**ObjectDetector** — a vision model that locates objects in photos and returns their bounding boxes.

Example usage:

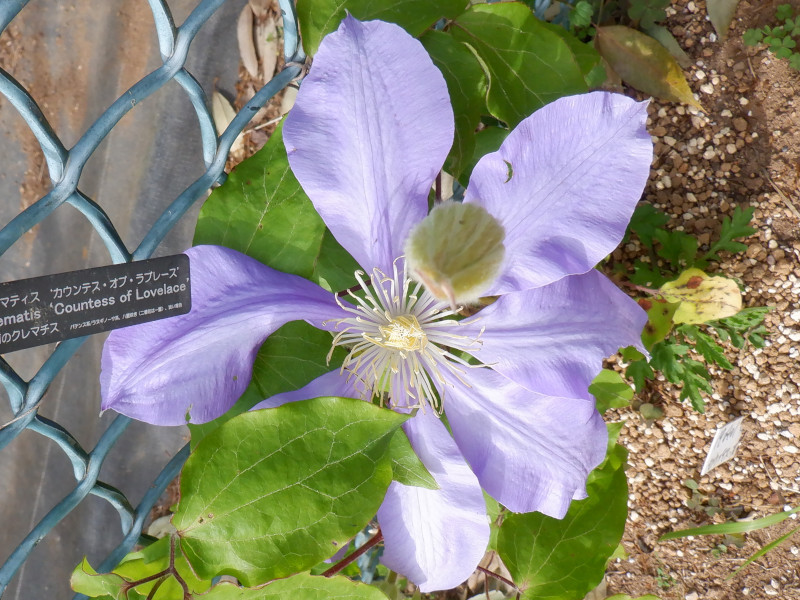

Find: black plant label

[0,255,191,354]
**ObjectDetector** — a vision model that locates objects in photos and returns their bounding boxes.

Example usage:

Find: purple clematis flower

[100,16,652,591]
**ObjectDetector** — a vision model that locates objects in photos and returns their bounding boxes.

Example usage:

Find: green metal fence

[0,1,303,596]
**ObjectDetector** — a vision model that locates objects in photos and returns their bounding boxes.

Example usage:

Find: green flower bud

[404,200,505,308]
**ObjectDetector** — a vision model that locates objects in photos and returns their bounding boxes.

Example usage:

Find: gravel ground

[604,1,800,598]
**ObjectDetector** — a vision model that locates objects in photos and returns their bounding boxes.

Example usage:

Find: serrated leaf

[654,228,697,269]
[680,326,733,369]
[589,369,633,413]
[194,120,326,278]
[742,28,763,46]
[703,206,756,262]
[630,260,669,288]
[497,441,628,599]
[451,2,588,127]
[204,573,390,599]
[628,203,670,249]
[296,0,466,55]
[626,358,653,392]
[388,429,438,489]
[659,268,742,324]
[174,398,406,585]
[70,558,127,600]
[777,4,795,21]
[711,306,771,331]
[595,25,703,111]
[707,0,741,41]
[638,297,680,349]
[421,30,487,180]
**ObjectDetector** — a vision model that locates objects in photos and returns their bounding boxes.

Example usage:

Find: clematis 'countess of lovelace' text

[100,16,653,591]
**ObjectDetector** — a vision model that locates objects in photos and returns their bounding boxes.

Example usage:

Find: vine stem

[618,280,661,295]
[476,565,519,592]
[321,529,383,578]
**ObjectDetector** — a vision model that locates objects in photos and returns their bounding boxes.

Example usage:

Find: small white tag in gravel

[701,416,745,476]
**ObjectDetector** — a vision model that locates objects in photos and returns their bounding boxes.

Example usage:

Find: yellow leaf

[659,268,742,324]
[595,25,704,111]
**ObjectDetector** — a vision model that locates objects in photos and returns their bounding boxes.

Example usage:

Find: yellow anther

[376,315,427,351]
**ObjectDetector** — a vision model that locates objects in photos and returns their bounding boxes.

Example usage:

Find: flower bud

[404,200,505,308]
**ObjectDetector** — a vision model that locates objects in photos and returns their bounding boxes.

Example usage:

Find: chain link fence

[0,1,303,596]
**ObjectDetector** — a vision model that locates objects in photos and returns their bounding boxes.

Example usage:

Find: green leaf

[459,125,509,186]
[485,492,502,551]
[703,206,756,262]
[639,297,680,349]
[203,573,390,599]
[174,397,406,585]
[630,260,669,288]
[570,1,594,29]
[311,230,360,292]
[296,0,467,55]
[653,229,697,269]
[626,357,654,392]
[497,440,628,598]
[661,506,800,540]
[538,20,605,86]
[420,30,488,180]
[742,28,764,46]
[649,341,711,411]
[388,429,438,489]
[589,369,633,413]
[628,203,671,249]
[776,3,795,21]
[189,321,347,448]
[194,120,326,278]
[707,0,741,41]
[70,558,127,600]
[728,524,800,579]
[451,2,588,127]
[679,325,733,370]
[628,0,669,29]
[595,25,703,111]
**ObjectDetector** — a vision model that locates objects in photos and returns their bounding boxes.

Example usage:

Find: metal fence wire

[0,0,304,596]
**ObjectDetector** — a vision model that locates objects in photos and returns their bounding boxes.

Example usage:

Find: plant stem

[321,529,383,577]
[476,565,519,591]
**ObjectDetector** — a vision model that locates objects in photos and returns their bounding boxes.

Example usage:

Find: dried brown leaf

[256,16,278,82]
[237,4,258,79]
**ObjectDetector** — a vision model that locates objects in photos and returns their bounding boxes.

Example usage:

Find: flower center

[375,315,427,351]
[326,260,482,413]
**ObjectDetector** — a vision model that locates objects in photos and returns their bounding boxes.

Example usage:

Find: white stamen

[328,259,483,413]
